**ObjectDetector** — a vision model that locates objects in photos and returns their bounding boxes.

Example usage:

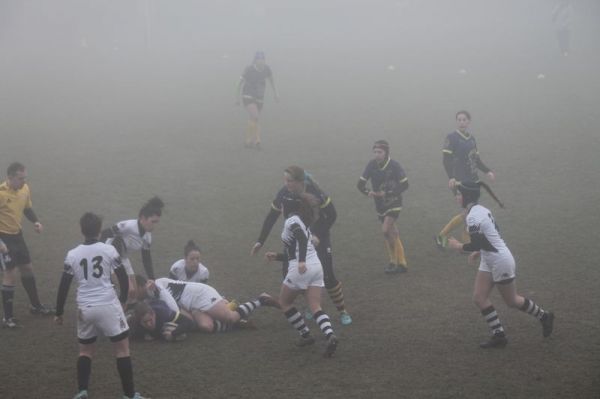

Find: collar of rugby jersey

[455,129,472,140]
[84,238,100,245]
[137,219,146,237]
[377,156,391,170]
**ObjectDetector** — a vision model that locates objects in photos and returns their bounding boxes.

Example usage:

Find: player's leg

[19,262,54,314]
[381,215,397,271]
[245,102,260,147]
[1,264,18,327]
[473,270,507,348]
[496,281,554,338]
[388,215,407,270]
[317,231,350,322]
[111,334,137,399]
[279,284,313,345]
[306,285,338,357]
[75,342,96,398]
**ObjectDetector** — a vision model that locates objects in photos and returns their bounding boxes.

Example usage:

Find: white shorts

[283,261,324,290]
[77,300,129,342]
[479,250,516,283]
[179,283,223,312]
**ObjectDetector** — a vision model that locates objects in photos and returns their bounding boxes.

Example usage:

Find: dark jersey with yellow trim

[272,182,329,213]
[360,158,408,212]
[241,65,272,100]
[443,131,481,183]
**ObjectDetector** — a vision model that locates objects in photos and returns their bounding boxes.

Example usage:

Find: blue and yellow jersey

[0,181,33,234]
[271,181,331,214]
[360,157,408,212]
[443,130,480,183]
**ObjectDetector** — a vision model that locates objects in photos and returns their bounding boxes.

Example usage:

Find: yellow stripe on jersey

[271,203,282,212]
[359,176,367,181]
[379,207,402,217]
[320,197,332,208]
[398,177,408,183]
[442,149,453,154]
[0,182,33,234]
[170,311,180,323]
[379,157,391,170]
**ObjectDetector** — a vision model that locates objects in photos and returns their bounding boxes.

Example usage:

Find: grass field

[1,2,600,398]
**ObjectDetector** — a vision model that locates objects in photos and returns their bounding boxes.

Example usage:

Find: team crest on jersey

[286,278,292,284]
[120,318,126,329]
[211,297,217,303]
[468,225,480,233]
[2,253,11,263]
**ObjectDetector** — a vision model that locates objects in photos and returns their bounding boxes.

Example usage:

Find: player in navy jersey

[168,240,209,283]
[55,212,147,399]
[236,51,279,149]
[265,192,338,357]
[357,140,409,274]
[447,182,554,348]
[132,299,197,341]
[100,196,164,302]
[251,165,352,325]
[435,111,495,249]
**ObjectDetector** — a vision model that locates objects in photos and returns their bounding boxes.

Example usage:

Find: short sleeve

[63,253,74,275]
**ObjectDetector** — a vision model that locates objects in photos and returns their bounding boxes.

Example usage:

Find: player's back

[64,241,121,307]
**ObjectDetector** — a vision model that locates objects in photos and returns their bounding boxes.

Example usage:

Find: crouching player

[55,212,147,399]
[133,299,197,341]
[135,275,279,334]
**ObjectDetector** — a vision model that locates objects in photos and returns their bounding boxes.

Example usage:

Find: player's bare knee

[197,318,214,333]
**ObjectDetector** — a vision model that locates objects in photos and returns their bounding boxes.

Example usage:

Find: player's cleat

[434,235,448,250]
[2,317,20,329]
[124,393,150,399]
[324,334,338,357]
[397,264,408,273]
[258,293,280,308]
[340,311,353,326]
[541,312,555,338]
[384,263,398,274]
[304,310,314,320]
[479,334,508,349]
[30,304,55,316]
[72,390,88,399]
[296,335,316,347]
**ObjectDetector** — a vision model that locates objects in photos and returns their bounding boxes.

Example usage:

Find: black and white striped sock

[481,306,505,336]
[212,320,232,333]
[284,307,310,337]
[236,299,261,319]
[314,310,334,338]
[520,298,546,320]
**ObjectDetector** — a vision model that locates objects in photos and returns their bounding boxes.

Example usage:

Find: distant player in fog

[552,0,573,56]
[236,51,279,150]
[447,182,554,348]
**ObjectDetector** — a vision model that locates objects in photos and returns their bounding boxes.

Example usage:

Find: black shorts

[376,198,402,222]
[0,232,31,269]
[243,97,264,111]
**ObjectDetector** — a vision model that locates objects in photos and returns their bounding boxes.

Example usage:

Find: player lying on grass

[134,275,279,335]
[132,298,258,341]
[446,182,554,349]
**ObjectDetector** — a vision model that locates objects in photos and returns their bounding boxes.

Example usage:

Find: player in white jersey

[135,275,278,334]
[168,240,210,283]
[265,192,338,357]
[447,182,555,348]
[54,212,147,399]
[101,196,164,302]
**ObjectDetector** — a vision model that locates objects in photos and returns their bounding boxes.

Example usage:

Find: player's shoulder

[117,219,138,233]
[170,259,185,271]
[467,204,489,221]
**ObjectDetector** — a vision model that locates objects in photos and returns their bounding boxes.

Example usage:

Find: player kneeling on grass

[55,212,147,399]
[266,192,338,357]
[135,275,279,334]
[447,182,554,349]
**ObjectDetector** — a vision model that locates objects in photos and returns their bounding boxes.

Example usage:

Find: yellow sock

[385,240,397,264]
[246,120,257,144]
[395,237,407,266]
[440,213,464,237]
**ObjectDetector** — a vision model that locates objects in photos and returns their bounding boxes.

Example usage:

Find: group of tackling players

[1,67,555,397]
